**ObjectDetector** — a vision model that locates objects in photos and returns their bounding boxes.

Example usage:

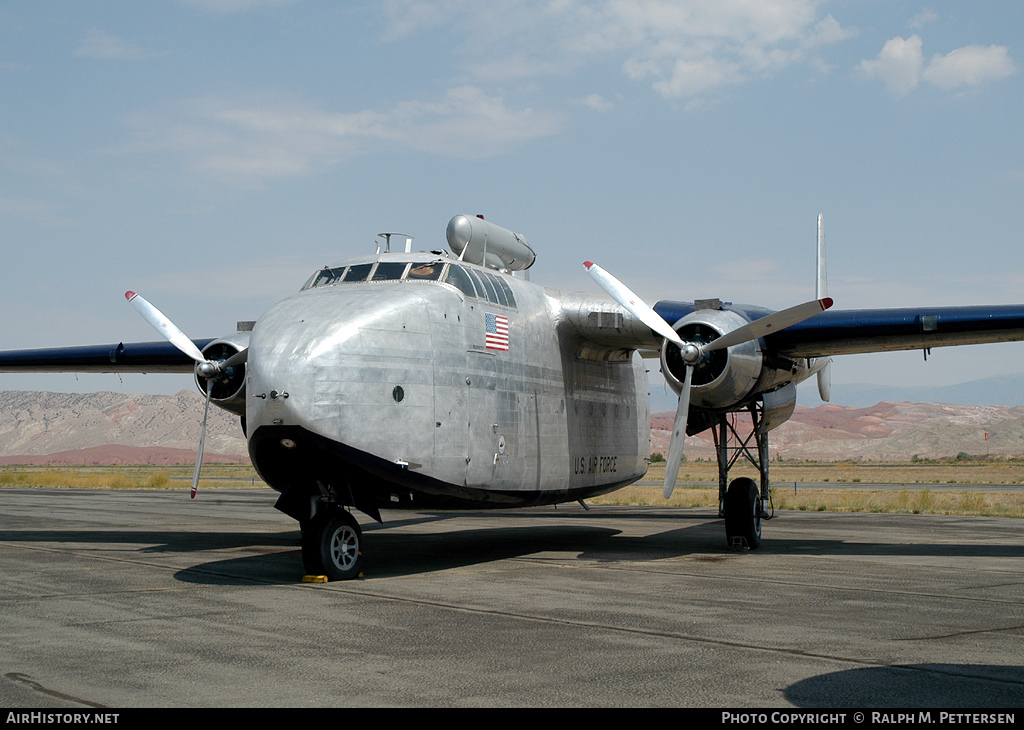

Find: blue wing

[0,339,215,373]
[653,302,1024,358]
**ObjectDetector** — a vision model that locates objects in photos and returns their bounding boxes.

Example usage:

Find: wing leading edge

[0,339,215,374]
[8,305,1024,372]
[654,301,1024,359]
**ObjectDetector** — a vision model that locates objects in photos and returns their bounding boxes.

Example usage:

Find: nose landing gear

[302,508,364,580]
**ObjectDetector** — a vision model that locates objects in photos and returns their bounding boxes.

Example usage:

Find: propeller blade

[703,297,833,354]
[222,348,248,369]
[815,216,830,402]
[817,359,832,402]
[191,380,214,499]
[583,262,684,346]
[125,291,207,364]
[663,363,693,499]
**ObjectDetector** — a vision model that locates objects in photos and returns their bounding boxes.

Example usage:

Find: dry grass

[0,464,264,490]
[591,486,719,509]
[590,485,1024,518]
[4,461,1023,518]
[644,460,1024,485]
[588,461,1024,518]
[769,487,1024,518]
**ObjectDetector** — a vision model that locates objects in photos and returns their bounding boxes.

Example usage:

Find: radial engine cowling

[660,308,762,410]
[194,333,249,416]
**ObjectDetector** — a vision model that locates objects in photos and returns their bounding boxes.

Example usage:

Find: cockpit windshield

[408,262,444,280]
[301,260,517,308]
[372,262,409,281]
[344,263,372,282]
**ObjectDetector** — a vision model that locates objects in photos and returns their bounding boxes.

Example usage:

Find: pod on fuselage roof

[446,214,536,272]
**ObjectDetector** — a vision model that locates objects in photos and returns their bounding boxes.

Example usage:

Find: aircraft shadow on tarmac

[785,664,1024,708]
[169,516,720,584]
[175,523,626,585]
[5,510,1024,585]
[176,511,1024,584]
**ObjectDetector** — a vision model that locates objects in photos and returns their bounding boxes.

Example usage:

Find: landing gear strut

[711,401,773,549]
[301,508,364,580]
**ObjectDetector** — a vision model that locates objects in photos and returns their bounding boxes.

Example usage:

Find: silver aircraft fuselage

[242,252,653,514]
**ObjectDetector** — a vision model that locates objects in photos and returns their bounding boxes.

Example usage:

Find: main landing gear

[301,508,364,580]
[712,401,774,550]
[724,477,761,549]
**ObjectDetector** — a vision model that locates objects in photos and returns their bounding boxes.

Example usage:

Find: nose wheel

[302,508,364,580]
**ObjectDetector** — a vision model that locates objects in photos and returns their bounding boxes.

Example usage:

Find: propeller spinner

[583,264,832,498]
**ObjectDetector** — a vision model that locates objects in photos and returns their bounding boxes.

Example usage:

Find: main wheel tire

[724,477,761,550]
[301,509,364,580]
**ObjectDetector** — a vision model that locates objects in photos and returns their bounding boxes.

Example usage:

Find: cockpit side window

[302,270,324,290]
[483,271,509,306]
[462,267,517,308]
[443,265,477,298]
[495,275,517,308]
[303,266,345,290]
[473,269,500,304]
[463,267,487,300]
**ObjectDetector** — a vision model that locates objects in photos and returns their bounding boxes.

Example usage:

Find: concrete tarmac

[1,487,1022,708]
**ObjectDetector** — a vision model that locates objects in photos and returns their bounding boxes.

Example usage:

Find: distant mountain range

[0,390,246,464]
[795,374,1024,408]
[650,374,1024,411]
[3,387,1024,465]
[651,400,1024,461]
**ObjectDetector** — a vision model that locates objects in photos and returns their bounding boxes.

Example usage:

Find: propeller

[583,263,832,498]
[125,291,248,498]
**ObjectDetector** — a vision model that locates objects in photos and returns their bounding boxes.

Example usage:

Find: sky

[1,0,1022,401]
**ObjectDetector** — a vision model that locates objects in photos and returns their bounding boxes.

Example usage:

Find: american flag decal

[485,313,509,351]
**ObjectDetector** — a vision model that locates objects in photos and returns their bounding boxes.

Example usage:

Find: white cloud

[908,9,938,30]
[856,34,924,96]
[387,86,562,156]
[75,30,148,60]
[125,88,561,184]
[652,57,745,98]
[922,44,1016,90]
[857,35,1016,96]
[575,94,614,111]
[582,1,852,100]
[802,14,858,49]
[381,1,856,102]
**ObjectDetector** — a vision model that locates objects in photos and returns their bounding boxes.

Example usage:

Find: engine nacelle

[446,215,535,272]
[660,308,762,410]
[195,332,249,416]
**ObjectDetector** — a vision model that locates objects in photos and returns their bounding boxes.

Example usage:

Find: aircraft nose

[244,286,436,458]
